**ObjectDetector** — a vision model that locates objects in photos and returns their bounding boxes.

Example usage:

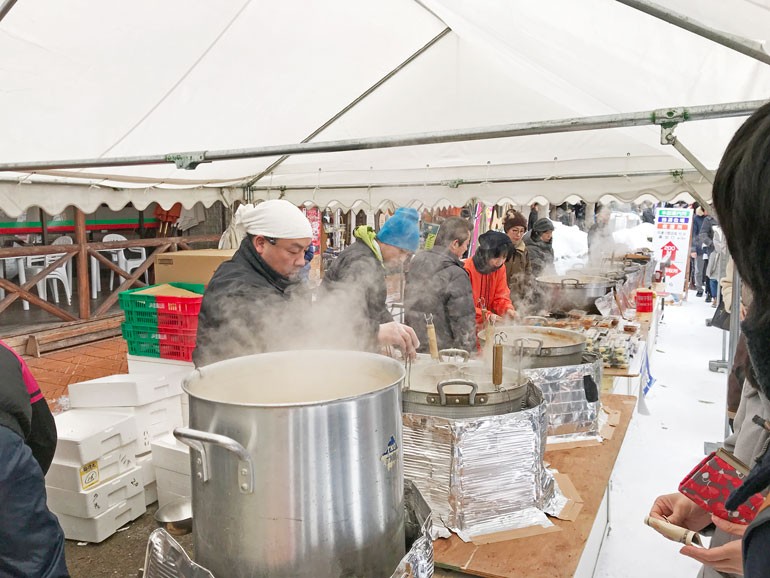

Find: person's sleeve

[490,268,514,315]
[27,399,57,474]
[0,347,32,439]
[446,270,477,353]
[721,258,734,314]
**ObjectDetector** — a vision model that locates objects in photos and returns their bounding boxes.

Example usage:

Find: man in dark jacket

[193,200,313,367]
[322,207,421,358]
[503,211,533,310]
[0,344,69,578]
[523,218,555,277]
[404,217,475,353]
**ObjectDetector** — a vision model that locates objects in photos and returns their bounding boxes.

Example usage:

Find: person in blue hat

[322,207,421,358]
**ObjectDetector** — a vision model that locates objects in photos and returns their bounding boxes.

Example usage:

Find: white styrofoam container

[82,395,184,454]
[54,492,146,543]
[46,441,138,492]
[68,373,181,407]
[126,358,192,426]
[158,487,189,510]
[155,467,191,499]
[47,466,143,518]
[136,452,155,485]
[53,410,137,466]
[144,481,158,506]
[151,433,190,476]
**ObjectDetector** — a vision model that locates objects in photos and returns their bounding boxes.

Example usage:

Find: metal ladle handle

[436,379,478,406]
[174,427,255,494]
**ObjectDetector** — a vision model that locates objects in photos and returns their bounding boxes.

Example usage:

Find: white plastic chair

[103,233,149,290]
[25,236,73,305]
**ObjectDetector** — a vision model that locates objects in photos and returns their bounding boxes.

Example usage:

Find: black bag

[711,300,731,331]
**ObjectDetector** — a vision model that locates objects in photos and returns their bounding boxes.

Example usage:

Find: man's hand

[649,493,711,531]
[378,322,420,360]
[503,308,516,320]
[680,515,745,574]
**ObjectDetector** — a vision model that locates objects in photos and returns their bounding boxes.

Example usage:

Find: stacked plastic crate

[119,283,205,363]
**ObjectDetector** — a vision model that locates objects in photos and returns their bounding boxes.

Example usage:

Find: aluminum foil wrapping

[390,480,435,578]
[403,384,557,541]
[523,353,603,443]
[143,528,215,578]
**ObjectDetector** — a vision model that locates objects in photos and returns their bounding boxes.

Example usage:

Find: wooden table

[433,393,637,578]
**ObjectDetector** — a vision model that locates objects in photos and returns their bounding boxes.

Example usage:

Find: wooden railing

[0,234,220,322]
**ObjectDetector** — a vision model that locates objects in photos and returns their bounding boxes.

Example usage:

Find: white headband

[234,200,313,240]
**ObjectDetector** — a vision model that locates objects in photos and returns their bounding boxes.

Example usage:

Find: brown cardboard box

[154,249,236,285]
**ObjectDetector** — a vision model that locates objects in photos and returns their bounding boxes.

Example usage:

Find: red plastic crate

[157,311,200,331]
[159,342,196,362]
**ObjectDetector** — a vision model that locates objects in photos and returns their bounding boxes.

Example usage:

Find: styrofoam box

[53,410,137,466]
[155,467,191,499]
[46,441,138,492]
[158,487,189,510]
[136,452,155,484]
[68,373,181,408]
[144,481,158,506]
[151,433,190,476]
[55,492,146,543]
[126,358,192,426]
[47,466,143,518]
[82,395,184,454]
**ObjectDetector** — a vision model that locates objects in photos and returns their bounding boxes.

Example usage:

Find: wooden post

[39,208,49,245]
[75,208,90,319]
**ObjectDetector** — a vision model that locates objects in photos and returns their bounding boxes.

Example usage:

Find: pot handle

[438,348,470,363]
[174,427,255,495]
[560,278,581,287]
[511,337,543,356]
[436,379,478,406]
[523,315,549,326]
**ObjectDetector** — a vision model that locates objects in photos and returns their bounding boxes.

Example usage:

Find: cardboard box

[154,249,235,285]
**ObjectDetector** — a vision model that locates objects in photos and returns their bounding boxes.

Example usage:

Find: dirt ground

[63,503,194,578]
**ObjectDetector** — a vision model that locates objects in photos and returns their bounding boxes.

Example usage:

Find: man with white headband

[193,200,313,366]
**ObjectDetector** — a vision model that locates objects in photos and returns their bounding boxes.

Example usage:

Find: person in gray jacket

[523,218,555,277]
[404,217,476,353]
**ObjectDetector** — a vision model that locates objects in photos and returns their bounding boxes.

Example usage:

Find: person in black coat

[404,217,476,353]
[0,345,69,578]
[321,208,421,357]
[523,218,555,277]
[193,200,314,367]
[709,100,770,577]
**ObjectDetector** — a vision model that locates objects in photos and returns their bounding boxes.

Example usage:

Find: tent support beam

[0,99,765,173]
[659,124,713,208]
[243,27,452,189]
[615,0,770,67]
[0,0,18,24]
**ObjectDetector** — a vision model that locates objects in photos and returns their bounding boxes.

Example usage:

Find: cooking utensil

[154,498,193,537]
[479,325,587,368]
[536,274,614,312]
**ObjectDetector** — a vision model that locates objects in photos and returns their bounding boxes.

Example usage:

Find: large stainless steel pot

[403,355,531,418]
[176,350,406,578]
[536,274,614,312]
[479,325,587,368]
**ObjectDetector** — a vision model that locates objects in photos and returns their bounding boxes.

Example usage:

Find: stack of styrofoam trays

[151,433,191,509]
[46,410,145,543]
[66,374,185,507]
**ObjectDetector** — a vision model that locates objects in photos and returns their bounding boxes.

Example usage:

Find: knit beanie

[504,211,528,232]
[376,208,420,253]
[533,218,555,234]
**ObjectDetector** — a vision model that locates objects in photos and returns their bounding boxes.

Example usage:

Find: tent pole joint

[166,152,209,170]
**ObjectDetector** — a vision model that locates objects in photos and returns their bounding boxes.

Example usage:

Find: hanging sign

[653,208,693,295]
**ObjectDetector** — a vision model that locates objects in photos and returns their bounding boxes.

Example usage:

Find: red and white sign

[653,208,693,295]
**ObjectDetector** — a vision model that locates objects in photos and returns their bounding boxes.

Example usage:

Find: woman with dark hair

[464,231,516,331]
[703,100,770,577]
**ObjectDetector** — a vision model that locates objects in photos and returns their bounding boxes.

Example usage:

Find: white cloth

[234,200,312,240]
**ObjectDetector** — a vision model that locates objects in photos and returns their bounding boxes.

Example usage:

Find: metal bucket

[177,350,406,578]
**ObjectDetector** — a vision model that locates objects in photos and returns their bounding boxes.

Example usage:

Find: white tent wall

[1,0,769,216]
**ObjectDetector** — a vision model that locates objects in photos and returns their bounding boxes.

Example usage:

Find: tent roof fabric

[1,0,769,215]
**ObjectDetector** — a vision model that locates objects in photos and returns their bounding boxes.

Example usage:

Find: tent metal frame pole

[615,0,770,67]
[0,99,765,173]
[660,125,714,208]
[243,27,452,188]
[0,0,18,23]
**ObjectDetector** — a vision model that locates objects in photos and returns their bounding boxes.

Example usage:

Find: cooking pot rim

[183,350,405,408]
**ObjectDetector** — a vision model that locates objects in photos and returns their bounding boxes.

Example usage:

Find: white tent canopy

[1,0,769,217]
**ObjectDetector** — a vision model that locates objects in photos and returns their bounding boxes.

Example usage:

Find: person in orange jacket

[464,231,516,330]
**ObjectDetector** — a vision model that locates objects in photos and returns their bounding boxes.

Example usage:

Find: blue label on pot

[380,435,399,471]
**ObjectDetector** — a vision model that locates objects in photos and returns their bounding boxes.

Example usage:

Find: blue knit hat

[377,208,420,253]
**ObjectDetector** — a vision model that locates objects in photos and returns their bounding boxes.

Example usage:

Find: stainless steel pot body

[536,274,614,312]
[177,350,406,578]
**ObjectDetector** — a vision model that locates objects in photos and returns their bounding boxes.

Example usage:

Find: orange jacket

[464,259,514,327]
